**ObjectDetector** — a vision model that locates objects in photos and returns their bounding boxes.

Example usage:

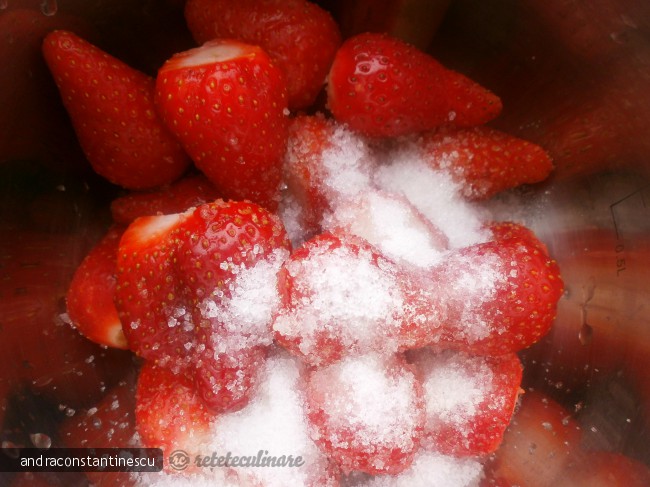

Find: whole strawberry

[327,32,502,138]
[184,0,341,110]
[42,30,190,189]
[155,39,289,210]
[418,126,554,200]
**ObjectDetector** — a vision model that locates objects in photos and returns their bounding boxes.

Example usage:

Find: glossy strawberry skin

[115,211,196,372]
[327,32,502,138]
[175,200,291,412]
[41,30,190,190]
[66,225,128,349]
[184,0,341,110]
[155,39,289,210]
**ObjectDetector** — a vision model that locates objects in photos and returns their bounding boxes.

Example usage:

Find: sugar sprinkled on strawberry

[272,233,409,366]
[305,353,425,476]
[410,349,523,456]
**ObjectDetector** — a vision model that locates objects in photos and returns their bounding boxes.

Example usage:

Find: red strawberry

[282,114,375,238]
[409,349,523,456]
[155,39,289,210]
[272,232,414,366]
[409,229,564,355]
[41,30,190,190]
[305,353,425,475]
[110,174,219,225]
[65,225,128,349]
[184,0,342,110]
[175,200,291,412]
[115,210,197,371]
[135,361,213,471]
[417,126,554,200]
[484,392,582,487]
[326,32,502,138]
[0,227,133,427]
[487,220,550,256]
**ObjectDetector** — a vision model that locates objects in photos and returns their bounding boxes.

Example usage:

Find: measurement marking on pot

[609,184,649,276]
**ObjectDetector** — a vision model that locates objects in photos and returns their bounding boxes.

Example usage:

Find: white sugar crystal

[415,350,491,430]
[356,451,483,487]
[445,248,505,342]
[320,125,374,204]
[208,352,334,486]
[310,354,422,454]
[324,189,448,268]
[374,147,489,249]
[199,249,289,353]
[272,241,405,362]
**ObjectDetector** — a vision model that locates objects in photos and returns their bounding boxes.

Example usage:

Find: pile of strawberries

[46,0,566,484]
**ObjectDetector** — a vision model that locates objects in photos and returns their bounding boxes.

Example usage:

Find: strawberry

[412,229,564,355]
[135,361,214,471]
[305,353,425,475]
[65,225,128,349]
[409,349,523,456]
[417,126,554,200]
[326,32,502,138]
[110,174,219,225]
[0,227,133,426]
[116,200,290,412]
[272,232,414,366]
[41,30,190,190]
[184,0,342,110]
[174,200,291,411]
[154,39,289,210]
[115,210,197,371]
[282,114,375,238]
[484,392,582,487]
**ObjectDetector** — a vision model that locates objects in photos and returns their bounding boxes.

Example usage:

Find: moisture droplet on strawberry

[155,39,289,210]
[305,353,425,476]
[41,30,190,190]
[66,224,128,349]
[326,32,502,138]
